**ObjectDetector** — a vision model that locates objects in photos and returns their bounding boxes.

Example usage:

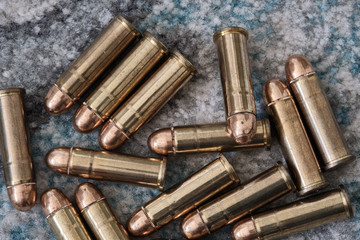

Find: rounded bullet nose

[127,209,155,236]
[75,182,103,212]
[41,188,70,217]
[73,104,103,133]
[46,147,71,174]
[228,113,257,144]
[44,85,74,115]
[99,121,128,150]
[232,218,259,240]
[181,211,209,239]
[263,79,291,105]
[285,55,315,81]
[148,129,173,155]
[7,183,36,211]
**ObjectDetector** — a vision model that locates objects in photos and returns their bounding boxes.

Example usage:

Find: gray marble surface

[0,1,359,239]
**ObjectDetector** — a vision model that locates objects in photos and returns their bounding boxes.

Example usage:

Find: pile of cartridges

[0,14,355,240]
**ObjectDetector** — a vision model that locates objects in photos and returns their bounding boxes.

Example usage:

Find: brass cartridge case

[148,118,271,155]
[41,188,91,240]
[127,154,239,236]
[46,147,166,190]
[286,55,355,170]
[0,88,36,211]
[76,183,130,240]
[263,79,328,196]
[99,50,196,150]
[45,14,141,114]
[214,27,257,144]
[74,31,168,133]
[232,185,354,240]
[181,162,295,239]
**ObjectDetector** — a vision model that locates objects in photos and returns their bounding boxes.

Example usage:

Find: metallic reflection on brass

[77,31,168,131]
[127,154,239,236]
[232,185,353,240]
[263,79,328,196]
[99,50,196,150]
[214,27,256,143]
[76,183,130,240]
[45,14,141,114]
[181,163,295,239]
[46,147,166,190]
[41,189,91,240]
[149,118,270,155]
[286,55,355,170]
[0,88,36,211]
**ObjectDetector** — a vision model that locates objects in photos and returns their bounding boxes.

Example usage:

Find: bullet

[127,154,240,236]
[45,14,141,114]
[0,88,36,211]
[41,188,92,240]
[46,147,166,190]
[286,55,355,170]
[232,185,353,240]
[75,183,130,240]
[148,118,271,155]
[99,50,196,150]
[181,162,295,239]
[73,31,168,133]
[214,27,257,144]
[263,79,328,196]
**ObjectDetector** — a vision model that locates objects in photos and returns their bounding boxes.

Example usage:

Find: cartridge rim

[276,162,296,192]
[263,118,271,150]
[339,185,354,218]
[218,153,240,184]
[323,154,356,171]
[157,157,167,191]
[297,180,329,196]
[114,14,141,36]
[170,50,197,75]
[213,26,248,42]
[143,31,169,54]
[0,88,25,96]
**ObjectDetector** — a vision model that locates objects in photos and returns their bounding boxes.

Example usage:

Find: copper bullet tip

[228,113,257,144]
[46,147,71,174]
[181,211,209,239]
[41,188,71,217]
[75,182,104,212]
[99,121,128,150]
[7,183,36,211]
[127,208,156,236]
[44,85,74,115]
[147,129,174,155]
[263,79,291,106]
[285,55,315,82]
[232,218,260,240]
[73,104,103,133]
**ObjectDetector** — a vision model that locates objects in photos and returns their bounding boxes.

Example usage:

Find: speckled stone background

[0,0,359,239]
